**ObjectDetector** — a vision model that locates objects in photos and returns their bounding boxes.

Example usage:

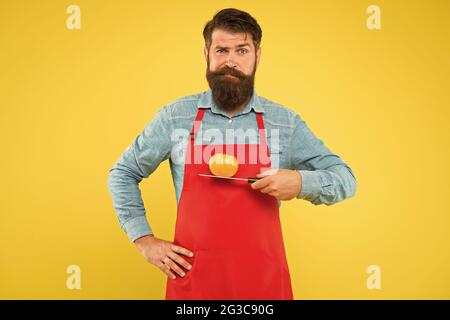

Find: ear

[255,46,262,68]
[203,47,209,62]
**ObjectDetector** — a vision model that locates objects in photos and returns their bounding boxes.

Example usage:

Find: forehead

[210,28,254,48]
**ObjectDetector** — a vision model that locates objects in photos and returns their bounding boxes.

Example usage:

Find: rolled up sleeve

[289,114,356,205]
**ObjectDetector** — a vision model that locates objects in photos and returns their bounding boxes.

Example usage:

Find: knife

[198,174,261,183]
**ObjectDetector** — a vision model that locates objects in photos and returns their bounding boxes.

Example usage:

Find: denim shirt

[108,89,357,242]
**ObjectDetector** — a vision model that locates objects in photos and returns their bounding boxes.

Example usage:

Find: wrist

[134,234,155,248]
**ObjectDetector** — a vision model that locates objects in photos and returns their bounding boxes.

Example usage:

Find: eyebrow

[214,43,251,49]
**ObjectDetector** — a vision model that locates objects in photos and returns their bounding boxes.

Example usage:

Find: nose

[225,56,237,68]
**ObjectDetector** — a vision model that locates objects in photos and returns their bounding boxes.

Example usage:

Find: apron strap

[256,112,269,157]
[190,108,206,141]
[189,108,269,156]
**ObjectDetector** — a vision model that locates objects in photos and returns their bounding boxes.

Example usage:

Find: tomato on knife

[208,153,238,177]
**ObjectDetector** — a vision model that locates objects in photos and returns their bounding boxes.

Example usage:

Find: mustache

[209,67,246,80]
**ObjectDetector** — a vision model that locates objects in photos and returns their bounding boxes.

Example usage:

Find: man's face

[205,29,261,112]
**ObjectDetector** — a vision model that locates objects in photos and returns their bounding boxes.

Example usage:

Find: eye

[216,49,226,53]
[238,48,248,54]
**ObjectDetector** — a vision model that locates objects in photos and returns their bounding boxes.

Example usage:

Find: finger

[171,244,194,258]
[158,262,177,280]
[251,176,271,190]
[167,251,192,271]
[164,257,186,277]
[259,185,274,194]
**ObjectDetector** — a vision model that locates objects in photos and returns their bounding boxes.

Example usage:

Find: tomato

[208,153,239,177]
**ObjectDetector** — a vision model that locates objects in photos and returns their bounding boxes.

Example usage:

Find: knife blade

[198,173,260,183]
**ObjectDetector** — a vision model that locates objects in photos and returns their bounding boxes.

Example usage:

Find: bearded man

[108,8,357,300]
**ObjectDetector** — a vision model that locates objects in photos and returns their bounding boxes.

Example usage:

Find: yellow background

[1,0,449,299]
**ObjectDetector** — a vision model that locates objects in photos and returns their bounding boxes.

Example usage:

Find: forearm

[297,164,356,205]
[108,165,154,242]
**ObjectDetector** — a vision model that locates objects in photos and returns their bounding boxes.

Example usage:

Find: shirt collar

[197,88,265,117]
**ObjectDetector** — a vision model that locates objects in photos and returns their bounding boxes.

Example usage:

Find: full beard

[206,61,256,113]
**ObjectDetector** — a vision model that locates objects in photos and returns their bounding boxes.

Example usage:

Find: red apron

[165,108,293,300]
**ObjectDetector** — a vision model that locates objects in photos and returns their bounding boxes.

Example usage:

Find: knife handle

[247,177,261,183]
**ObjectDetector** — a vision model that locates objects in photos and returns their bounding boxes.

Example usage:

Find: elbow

[107,168,117,195]
[349,175,357,198]
[335,168,357,204]
[107,166,126,195]
[345,166,357,199]
[107,162,142,193]
[320,167,357,206]
[339,174,357,203]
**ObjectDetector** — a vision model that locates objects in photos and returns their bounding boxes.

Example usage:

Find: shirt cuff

[122,215,153,242]
[297,170,323,199]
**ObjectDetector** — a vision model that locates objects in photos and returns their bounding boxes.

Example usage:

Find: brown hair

[203,8,262,50]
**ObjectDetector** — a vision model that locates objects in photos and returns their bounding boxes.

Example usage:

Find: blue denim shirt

[108,89,357,242]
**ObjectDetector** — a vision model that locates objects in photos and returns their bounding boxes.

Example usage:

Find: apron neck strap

[189,109,268,150]
[255,112,269,155]
[190,108,206,141]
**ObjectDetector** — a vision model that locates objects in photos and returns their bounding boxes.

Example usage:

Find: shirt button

[228,119,233,124]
